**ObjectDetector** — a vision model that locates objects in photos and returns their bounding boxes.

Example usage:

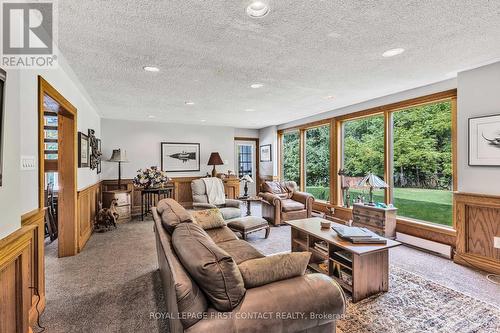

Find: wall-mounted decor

[260,144,272,162]
[161,142,200,172]
[78,132,89,168]
[88,129,102,171]
[469,114,500,166]
[0,67,5,186]
[96,139,102,174]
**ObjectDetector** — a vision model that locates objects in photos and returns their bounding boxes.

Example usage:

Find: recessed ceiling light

[246,1,269,18]
[382,48,405,58]
[185,101,195,105]
[250,83,264,89]
[147,115,156,119]
[245,108,256,112]
[143,66,160,72]
[200,119,207,122]
[324,95,335,100]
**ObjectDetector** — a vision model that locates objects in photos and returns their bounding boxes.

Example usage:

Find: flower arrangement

[133,166,169,189]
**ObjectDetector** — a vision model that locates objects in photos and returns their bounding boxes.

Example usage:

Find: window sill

[396,218,456,237]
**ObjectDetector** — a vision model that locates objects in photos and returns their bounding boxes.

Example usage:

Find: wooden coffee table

[287,217,401,302]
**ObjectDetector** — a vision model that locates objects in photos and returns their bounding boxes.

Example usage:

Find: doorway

[38,77,78,258]
[234,137,259,197]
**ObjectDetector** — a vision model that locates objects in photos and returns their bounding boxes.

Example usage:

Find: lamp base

[211,166,217,177]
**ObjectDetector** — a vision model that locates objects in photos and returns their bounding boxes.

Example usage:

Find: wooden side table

[103,190,131,223]
[238,196,263,216]
[140,186,174,220]
[352,203,397,238]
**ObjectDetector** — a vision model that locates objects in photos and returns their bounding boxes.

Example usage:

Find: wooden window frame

[278,89,458,242]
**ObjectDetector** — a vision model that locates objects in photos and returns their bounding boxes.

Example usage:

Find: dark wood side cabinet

[352,203,397,239]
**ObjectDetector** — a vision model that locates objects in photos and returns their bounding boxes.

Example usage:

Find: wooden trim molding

[454,192,500,274]
[20,209,46,326]
[77,181,102,252]
[0,210,45,333]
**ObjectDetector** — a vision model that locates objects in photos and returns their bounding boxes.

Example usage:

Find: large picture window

[282,130,300,184]
[392,101,453,226]
[305,125,330,202]
[341,115,385,206]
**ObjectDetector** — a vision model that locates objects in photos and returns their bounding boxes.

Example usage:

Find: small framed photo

[260,144,272,162]
[78,132,89,168]
[469,114,500,166]
[96,139,102,174]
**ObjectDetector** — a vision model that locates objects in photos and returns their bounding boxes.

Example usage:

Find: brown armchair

[258,181,314,226]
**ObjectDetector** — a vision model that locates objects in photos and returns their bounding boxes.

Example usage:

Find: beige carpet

[39,219,500,333]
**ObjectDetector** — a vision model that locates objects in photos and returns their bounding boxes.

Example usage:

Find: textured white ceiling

[58,1,500,128]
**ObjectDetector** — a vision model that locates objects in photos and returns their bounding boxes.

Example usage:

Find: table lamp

[240,174,254,198]
[357,172,389,206]
[108,149,129,189]
[207,152,224,177]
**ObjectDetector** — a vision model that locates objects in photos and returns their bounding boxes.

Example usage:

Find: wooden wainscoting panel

[454,192,500,274]
[0,225,35,333]
[21,209,46,325]
[77,182,102,252]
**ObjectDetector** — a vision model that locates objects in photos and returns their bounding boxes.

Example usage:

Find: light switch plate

[494,237,500,249]
[21,156,36,170]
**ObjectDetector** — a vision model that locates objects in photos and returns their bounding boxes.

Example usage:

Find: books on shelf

[334,250,353,263]
[314,241,328,254]
[332,226,387,244]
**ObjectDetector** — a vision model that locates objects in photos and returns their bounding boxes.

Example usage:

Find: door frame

[234,137,260,192]
[38,76,78,257]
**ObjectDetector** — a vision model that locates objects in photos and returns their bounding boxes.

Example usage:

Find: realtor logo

[1,1,57,68]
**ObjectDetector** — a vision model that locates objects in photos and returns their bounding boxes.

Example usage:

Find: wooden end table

[140,186,174,220]
[287,217,401,302]
[237,196,263,216]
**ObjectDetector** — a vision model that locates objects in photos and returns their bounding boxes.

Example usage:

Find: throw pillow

[156,198,192,234]
[172,223,246,311]
[191,208,226,230]
[238,252,311,288]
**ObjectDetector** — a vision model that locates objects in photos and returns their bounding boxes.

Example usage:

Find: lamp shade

[108,149,129,163]
[207,152,224,166]
[357,173,388,188]
[241,174,254,183]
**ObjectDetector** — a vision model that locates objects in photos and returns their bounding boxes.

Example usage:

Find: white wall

[18,54,101,215]
[101,119,243,179]
[278,79,457,130]
[0,70,21,239]
[234,128,259,138]
[259,126,278,178]
[457,62,500,195]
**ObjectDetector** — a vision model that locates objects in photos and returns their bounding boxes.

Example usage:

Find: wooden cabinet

[222,177,240,199]
[103,190,132,223]
[352,203,397,239]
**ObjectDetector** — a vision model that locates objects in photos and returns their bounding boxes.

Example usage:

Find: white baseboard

[396,232,452,259]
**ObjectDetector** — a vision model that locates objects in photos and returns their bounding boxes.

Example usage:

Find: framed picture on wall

[469,114,500,166]
[161,142,200,172]
[0,68,5,187]
[78,132,89,168]
[260,144,272,162]
[96,139,102,174]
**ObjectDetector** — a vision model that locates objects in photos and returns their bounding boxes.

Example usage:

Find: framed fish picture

[469,114,500,166]
[161,142,200,172]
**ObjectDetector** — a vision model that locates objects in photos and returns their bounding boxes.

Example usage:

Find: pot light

[245,108,256,112]
[250,83,264,89]
[185,101,195,105]
[200,119,207,122]
[246,1,269,18]
[324,95,335,100]
[382,48,405,58]
[147,115,156,119]
[143,66,160,72]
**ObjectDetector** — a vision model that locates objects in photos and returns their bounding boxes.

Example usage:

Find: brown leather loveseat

[258,181,315,226]
[152,198,345,333]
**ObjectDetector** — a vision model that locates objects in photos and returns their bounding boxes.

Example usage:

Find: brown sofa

[153,199,345,333]
[258,181,315,226]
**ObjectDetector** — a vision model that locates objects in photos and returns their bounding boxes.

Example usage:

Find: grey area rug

[248,226,500,333]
